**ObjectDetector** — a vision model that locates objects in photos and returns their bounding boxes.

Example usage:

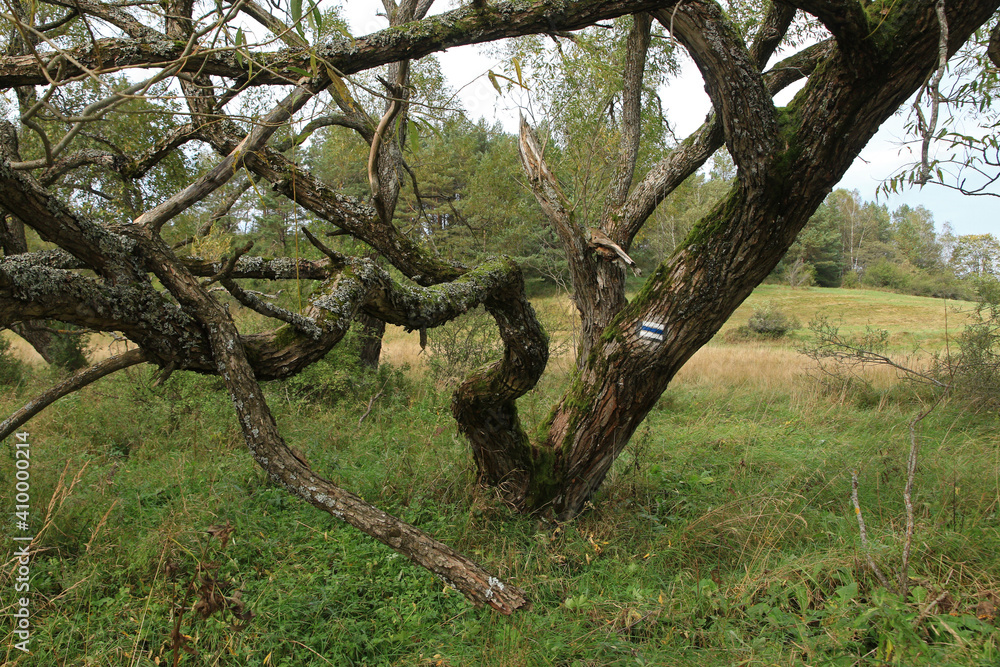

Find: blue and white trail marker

[638,320,665,343]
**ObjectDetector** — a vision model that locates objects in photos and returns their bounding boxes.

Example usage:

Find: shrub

[732,302,801,340]
[841,270,861,288]
[46,322,90,371]
[784,257,816,288]
[427,306,504,385]
[861,258,911,291]
[803,279,1000,410]
[278,328,408,409]
[0,332,24,385]
[937,277,1000,406]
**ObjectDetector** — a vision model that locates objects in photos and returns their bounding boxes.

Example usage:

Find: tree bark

[505,0,1000,518]
[357,312,386,369]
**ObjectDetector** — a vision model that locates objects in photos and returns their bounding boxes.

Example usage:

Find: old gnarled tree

[0,0,998,613]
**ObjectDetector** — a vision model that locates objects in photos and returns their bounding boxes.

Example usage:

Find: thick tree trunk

[497,0,1000,519]
[357,312,385,369]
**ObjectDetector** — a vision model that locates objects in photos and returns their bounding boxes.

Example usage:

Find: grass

[1,286,999,665]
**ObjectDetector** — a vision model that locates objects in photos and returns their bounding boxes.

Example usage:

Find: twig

[203,241,254,286]
[220,278,324,339]
[358,378,389,426]
[900,397,945,595]
[851,471,894,590]
[912,589,950,628]
[914,0,949,185]
[300,227,348,268]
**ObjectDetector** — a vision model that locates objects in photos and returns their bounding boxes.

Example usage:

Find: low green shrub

[427,306,504,385]
[46,322,90,371]
[730,302,801,340]
[0,332,24,385]
[278,328,408,409]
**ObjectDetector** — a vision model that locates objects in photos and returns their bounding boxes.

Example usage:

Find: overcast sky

[341,2,998,237]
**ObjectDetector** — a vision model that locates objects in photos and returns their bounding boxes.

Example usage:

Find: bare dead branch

[851,471,894,590]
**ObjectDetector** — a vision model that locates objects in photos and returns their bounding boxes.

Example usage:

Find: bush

[731,302,801,340]
[861,258,911,291]
[427,306,504,385]
[46,322,90,371]
[937,277,1000,406]
[278,328,408,409]
[803,279,1000,410]
[841,270,861,288]
[846,261,973,300]
[0,332,24,385]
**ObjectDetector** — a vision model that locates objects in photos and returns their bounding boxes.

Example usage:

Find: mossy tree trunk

[462,0,1000,518]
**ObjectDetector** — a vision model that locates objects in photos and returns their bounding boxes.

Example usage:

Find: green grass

[726,285,975,351]
[2,286,999,666]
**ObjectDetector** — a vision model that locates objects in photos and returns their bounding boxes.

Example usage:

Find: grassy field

[2,286,998,666]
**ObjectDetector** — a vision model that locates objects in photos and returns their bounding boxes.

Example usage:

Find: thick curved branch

[749,3,797,69]
[617,40,832,247]
[604,12,651,220]
[0,0,681,88]
[452,269,549,509]
[0,348,148,441]
[777,0,875,73]
[657,1,779,187]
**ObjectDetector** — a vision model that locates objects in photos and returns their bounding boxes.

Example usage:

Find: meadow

[2,285,998,666]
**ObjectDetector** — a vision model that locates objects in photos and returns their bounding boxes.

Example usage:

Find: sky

[340,2,998,237]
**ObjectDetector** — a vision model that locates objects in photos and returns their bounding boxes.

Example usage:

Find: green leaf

[290,0,304,38]
[513,57,524,88]
[311,2,323,32]
[326,68,356,111]
[487,70,503,96]
[407,119,420,153]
